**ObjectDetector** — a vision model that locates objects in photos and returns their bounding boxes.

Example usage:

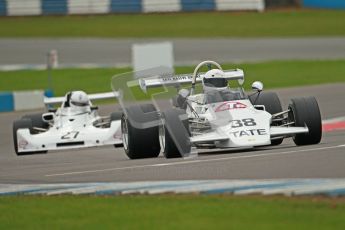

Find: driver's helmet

[69,91,90,113]
[202,69,228,92]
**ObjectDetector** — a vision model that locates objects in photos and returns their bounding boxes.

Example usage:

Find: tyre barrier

[0,0,265,16]
[0,90,53,112]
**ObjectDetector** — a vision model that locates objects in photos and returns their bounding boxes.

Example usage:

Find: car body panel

[17,120,121,153]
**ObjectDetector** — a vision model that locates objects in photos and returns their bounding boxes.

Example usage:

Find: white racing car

[13,91,122,155]
[120,60,322,159]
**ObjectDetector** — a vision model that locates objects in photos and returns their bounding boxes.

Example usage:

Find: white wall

[215,0,265,12]
[13,91,44,111]
[7,0,41,16]
[68,0,110,14]
[143,0,181,13]
[132,42,174,77]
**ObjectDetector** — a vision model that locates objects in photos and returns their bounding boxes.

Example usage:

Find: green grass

[0,67,130,96]
[1,10,345,38]
[0,60,344,97]
[0,195,344,229]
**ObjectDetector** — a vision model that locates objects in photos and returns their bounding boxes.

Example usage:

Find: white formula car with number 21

[121,60,322,159]
[13,91,123,155]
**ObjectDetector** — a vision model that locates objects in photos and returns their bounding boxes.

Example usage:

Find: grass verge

[0,60,344,97]
[0,10,345,38]
[0,195,344,229]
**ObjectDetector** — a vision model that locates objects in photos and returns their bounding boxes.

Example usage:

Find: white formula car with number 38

[13,91,123,155]
[121,60,322,159]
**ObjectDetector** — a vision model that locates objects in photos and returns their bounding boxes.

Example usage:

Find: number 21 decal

[61,131,80,139]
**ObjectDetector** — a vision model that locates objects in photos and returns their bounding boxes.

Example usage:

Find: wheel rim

[121,117,129,150]
[159,119,165,152]
[288,105,298,141]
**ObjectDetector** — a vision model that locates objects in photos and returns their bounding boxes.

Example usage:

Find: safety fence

[0,0,265,16]
[0,90,52,112]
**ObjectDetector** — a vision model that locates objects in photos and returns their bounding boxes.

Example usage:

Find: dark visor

[71,101,89,107]
[203,78,228,87]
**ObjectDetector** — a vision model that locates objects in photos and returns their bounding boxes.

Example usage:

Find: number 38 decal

[61,131,80,140]
[231,118,256,128]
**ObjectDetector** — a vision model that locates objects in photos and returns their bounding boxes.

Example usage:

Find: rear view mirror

[178,89,190,98]
[252,81,264,92]
[42,112,55,123]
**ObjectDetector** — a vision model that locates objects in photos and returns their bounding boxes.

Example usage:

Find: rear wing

[44,91,120,106]
[139,69,244,93]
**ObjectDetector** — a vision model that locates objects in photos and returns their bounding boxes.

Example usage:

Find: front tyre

[289,97,322,145]
[110,112,123,121]
[22,113,49,134]
[13,119,47,156]
[160,108,191,158]
[121,104,160,159]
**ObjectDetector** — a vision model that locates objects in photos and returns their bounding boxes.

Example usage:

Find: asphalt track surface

[0,83,344,184]
[1,37,345,67]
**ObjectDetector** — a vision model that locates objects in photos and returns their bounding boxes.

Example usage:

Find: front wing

[16,121,122,153]
[191,126,309,147]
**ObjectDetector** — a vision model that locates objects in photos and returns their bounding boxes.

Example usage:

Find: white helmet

[70,91,90,112]
[202,69,228,91]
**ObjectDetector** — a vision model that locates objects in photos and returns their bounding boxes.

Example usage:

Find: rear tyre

[13,119,47,156]
[250,92,284,146]
[171,95,187,109]
[110,112,123,121]
[288,97,322,145]
[121,104,160,159]
[160,108,191,158]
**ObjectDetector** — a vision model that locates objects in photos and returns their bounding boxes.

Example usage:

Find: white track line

[46,144,345,177]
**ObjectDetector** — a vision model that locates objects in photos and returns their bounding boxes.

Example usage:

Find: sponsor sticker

[18,140,28,149]
[215,101,247,112]
[229,129,267,138]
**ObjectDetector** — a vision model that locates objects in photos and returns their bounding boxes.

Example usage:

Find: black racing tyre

[110,112,123,121]
[250,92,284,146]
[13,119,47,156]
[171,95,187,109]
[121,104,160,159]
[110,112,123,148]
[160,108,191,158]
[288,97,322,146]
[22,113,48,134]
